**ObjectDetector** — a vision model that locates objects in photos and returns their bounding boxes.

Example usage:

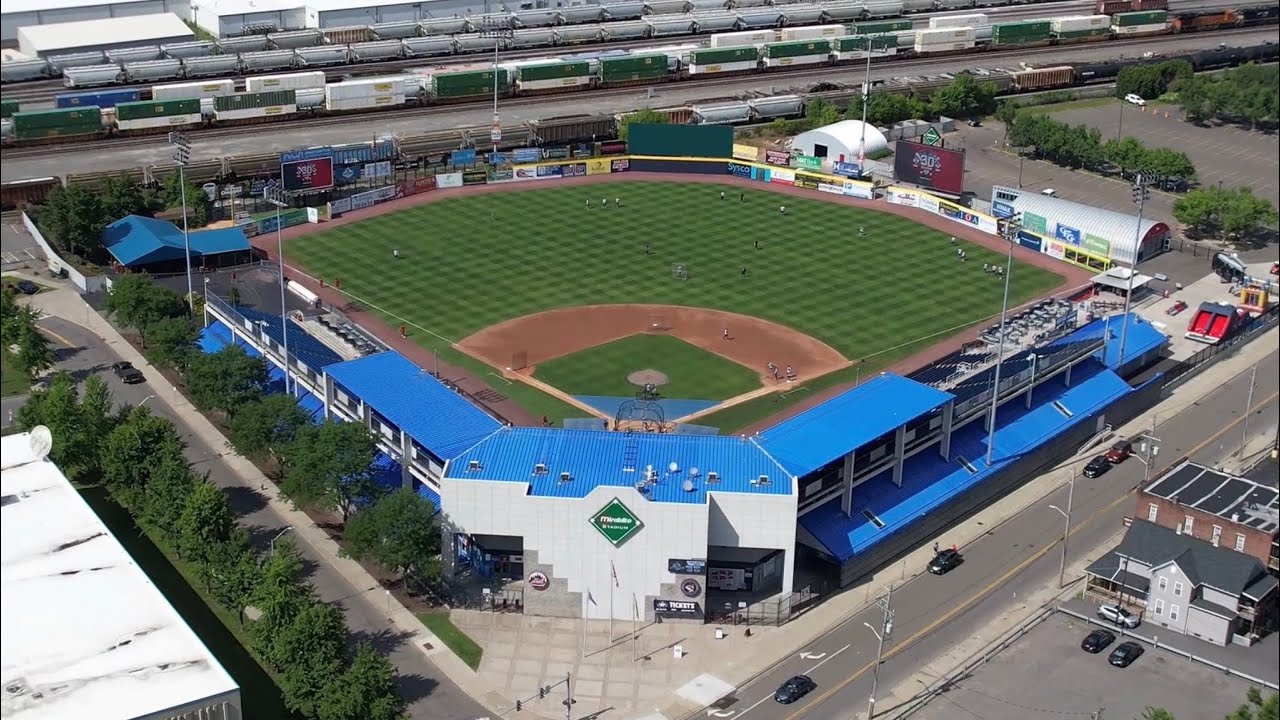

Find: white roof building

[0,430,241,720]
[1,0,189,45]
[791,120,890,165]
[190,0,306,37]
[17,12,194,57]
[991,184,1170,266]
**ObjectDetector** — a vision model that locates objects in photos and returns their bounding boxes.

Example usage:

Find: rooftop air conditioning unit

[707,471,720,483]
[559,471,572,483]
[534,463,548,475]
[467,459,481,471]
[757,474,770,485]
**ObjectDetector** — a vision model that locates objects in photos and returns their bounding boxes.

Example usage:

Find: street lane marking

[780,388,1280,720]
[805,644,851,674]
[34,322,75,349]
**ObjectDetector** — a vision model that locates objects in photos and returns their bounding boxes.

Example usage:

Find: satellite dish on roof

[668,461,679,474]
[688,467,699,477]
[682,479,695,493]
[29,426,52,462]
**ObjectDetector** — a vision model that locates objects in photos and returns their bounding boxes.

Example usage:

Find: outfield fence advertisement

[437,172,463,189]
[886,185,996,234]
[732,144,759,161]
[764,150,790,166]
[280,148,335,193]
[893,141,966,195]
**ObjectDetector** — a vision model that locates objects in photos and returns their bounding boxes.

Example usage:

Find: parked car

[112,361,145,385]
[14,280,39,295]
[1108,641,1145,667]
[1105,440,1134,464]
[1124,93,1147,106]
[1097,603,1141,628]
[928,548,963,575]
[1041,188,1057,197]
[1083,455,1112,478]
[1080,628,1116,654]
[774,675,816,704]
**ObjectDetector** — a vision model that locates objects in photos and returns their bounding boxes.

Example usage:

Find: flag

[632,594,640,619]
[587,589,597,607]
[611,562,619,587]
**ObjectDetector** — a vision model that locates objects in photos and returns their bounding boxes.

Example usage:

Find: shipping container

[214,90,298,112]
[599,54,668,73]
[1112,10,1167,25]
[688,59,760,74]
[432,69,509,95]
[117,113,203,131]
[763,39,830,58]
[13,124,103,141]
[1051,15,1111,32]
[852,19,914,33]
[214,105,298,121]
[929,13,988,28]
[1113,22,1169,33]
[1054,28,1112,39]
[1134,0,1169,9]
[55,88,141,109]
[247,71,327,92]
[115,98,201,121]
[0,99,17,118]
[689,46,760,64]
[325,78,413,101]
[11,107,102,131]
[326,94,408,111]
[991,20,1052,36]
[153,79,236,101]
[517,76,594,91]
[778,23,846,40]
[914,41,977,52]
[1011,66,1075,91]
[834,35,897,51]
[519,61,593,81]
[914,27,977,42]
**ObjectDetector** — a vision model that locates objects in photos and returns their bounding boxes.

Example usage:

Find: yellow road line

[35,322,75,349]
[783,388,1280,720]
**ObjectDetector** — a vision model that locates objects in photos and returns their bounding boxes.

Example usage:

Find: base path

[456,303,849,385]
[257,172,1093,429]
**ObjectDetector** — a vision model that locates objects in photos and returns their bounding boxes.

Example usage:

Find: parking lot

[912,614,1261,720]
[1,217,42,271]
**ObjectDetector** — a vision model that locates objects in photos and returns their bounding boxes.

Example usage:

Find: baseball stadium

[199,125,1171,622]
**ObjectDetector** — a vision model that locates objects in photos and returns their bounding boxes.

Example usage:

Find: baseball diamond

[282,178,1068,430]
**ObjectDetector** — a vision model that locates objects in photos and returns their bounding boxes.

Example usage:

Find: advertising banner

[349,185,397,210]
[363,160,392,180]
[599,141,627,156]
[894,140,966,195]
[513,165,540,181]
[1083,233,1111,256]
[726,162,755,179]
[437,172,463,189]
[572,143,594,158]
[818,183,844,195]
[1023,212,1048,235]
[1017,231,1043,253]
[1055,224,1082,246]
[281,156,335,193]
[414,176,437,194]
[764,150,790,166]
[653,599,702,619]
[255,207,309,234]
[563,163,587,177]
[732,143,759,162]
[769,168,795,185]
[1046,241,1066,260]
[610,158,630,173]
[450,149,477,166]
[795,155,822,171]
[843,181,874,200]
[886,186,918,207]
[462,169,488,186]
[512,147,542,164]
[536,164,563,179]
[833,161,861,178]
[992,200,1016,219]
[336,164,362,184]
[917,193,940,216]
[794,171,822,190]
[280,147,331,165]
[329,196,352,215]
[487,166,514,183]
[488,151,510,166]
[543,147,570,160]
[585,158,612,176]
[668,559,708,575]
[940,201,980,227]
[306,207,319,223]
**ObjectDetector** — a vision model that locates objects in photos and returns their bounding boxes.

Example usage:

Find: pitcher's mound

[628,369,669,387]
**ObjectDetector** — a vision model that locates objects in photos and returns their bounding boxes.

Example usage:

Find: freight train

[2,21,1275,146]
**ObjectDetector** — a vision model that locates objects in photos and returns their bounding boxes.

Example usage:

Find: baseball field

[286,180,1064,430]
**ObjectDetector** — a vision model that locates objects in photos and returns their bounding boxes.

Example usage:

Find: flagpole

[581,588,589,659]
[632,594,638,662]
[609,565,615,643]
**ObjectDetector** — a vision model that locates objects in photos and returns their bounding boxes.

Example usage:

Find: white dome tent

[791,120,889,165]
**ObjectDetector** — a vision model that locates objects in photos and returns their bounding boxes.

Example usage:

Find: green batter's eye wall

[626,123,734,159]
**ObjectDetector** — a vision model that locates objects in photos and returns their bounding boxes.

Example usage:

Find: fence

[21,211,106,294]
[1162,302,1280,389]
[706,585,820,627]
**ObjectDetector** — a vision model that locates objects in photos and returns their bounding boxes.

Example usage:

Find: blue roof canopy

[102,215,250,267]
[755,374,954,477]
[447,427,795,505]
[325,351,503,461]
[1071,313,1168,370]
[228,304,344,372]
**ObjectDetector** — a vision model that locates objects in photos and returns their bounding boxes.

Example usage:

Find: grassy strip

[417,612,484,670]
[1,350,31,398]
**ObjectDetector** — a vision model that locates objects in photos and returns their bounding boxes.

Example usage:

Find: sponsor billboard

[1055,224,1082,246]
[336,164,361,184]
[280,147,331,165]
[843,181,874,200]
[794,171,822,190]
[543,147,570,160]
[653,599,702,619]
[886,186,919,207]
[513,165,539,181]
[894,140,966,195]
[668,559,708,575]
[350,184,397,210]
[992,200,1016,219]
[486,166,514,183]
[536,164,563,179]
[764,150,790,166]
[585,158,612,176]
[512,147,542,164]
[769,168,795,185]
[450,149,477,166]
[1046,241,1066,260]
[1022,212,1048,235]
[1083,233,1111,256]
[610,158,630,172]
[1017,231,1043,253]
[818,182,844,195]
[462,169,487,186]
[488,151,510,166]
[732,143,759,161]
[599,141,627,156]
[562,163,587,177]
[833,161,861,178]
[363,160,392,179]
[436,172,463,189]
[281,155,334,192]
[795,154,822,170]
[939,200,981,228]
[917,193,941,216]
[726,162,754,179]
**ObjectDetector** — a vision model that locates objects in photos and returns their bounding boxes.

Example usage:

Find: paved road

[705,349,1279,720]
[4,30,1275,182]
[29,315,490,720]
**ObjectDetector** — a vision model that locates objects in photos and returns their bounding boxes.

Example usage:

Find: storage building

[1,0,188,45]
[1,430,243,720]
[189,0,306,37]
[303,0,480,28]
[991,184,1170,267]
[791,119,890,164]
[15,12,193,58]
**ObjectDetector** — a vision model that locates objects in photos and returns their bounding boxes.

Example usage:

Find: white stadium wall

[708,490,798,595]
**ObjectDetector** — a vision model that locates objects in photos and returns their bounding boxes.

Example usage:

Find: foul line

[780,388,1280,720]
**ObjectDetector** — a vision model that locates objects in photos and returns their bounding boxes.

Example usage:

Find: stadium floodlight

[478,20,515,154]
[985,213,1022,467]
[263,180,292,396]
[168,132,195,311]
[1118,175,1152,369]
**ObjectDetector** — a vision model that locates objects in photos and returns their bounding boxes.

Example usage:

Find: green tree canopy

[928,73,998,119]
[99,174,152,223]
[162,171,209,228]
[272,602,350,716]
[317,644,407,720]
[1174,186,1278,239]
[282,420,381,524]
[100,405,185,510]
[176,480,235,566]
[345,488,441,588]
[40,184,108,262]
[1116,59,1193,100]
[14,314,54,381]
[204,528,262,624]
[104,274,188,346]
[145,315,201,370]
[184,345,270,418]
[617,108,669,142]
[1174,63,1279,127]
[229,393,312,461]
[15,374,116,479]
[1224,689,1278,720]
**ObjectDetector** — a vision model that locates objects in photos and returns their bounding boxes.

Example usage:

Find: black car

[1083,455,1112,479]
[1080,629,1116,654]
[928,548,962,575]
[1108,641,1144,668]
[774,675,816,704]
[14,280,39,295]
[112,361,145,385]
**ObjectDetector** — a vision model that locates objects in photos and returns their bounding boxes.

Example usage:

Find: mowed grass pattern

[533,334,761,400]
[288,182,1063,361]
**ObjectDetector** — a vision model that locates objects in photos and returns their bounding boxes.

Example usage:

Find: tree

[39,184,108,261]
[15,374,115,479]
[184,345,270,418]
[994,101,1019,138]
[163,171,209,228]
[1103,136,1149,175]
[858,93,928,126]
[99,174,151,223]
[14,316,54,381]
[1172,187,1223,236]
[1144,147,1196,182]
[617,107,668,142]
[281,421,381,524]
[272,602,350,715]
[1,286,40,347]
[316,644,407,720]
[205,529,262,624]
[804,99,841,130]
[345,489,441,589]
[100,406,185,511]
[250,542,314,662]
[1117,59,1193,100]
[1139,708,1176,720]
[140,450,199,541]
[928,73,997,119]
[104,273,188,346]
[229,393,312,460]
[176,481,235,567]
[1225,688,1278,720]
[1218,187,1278,239]
[145,315,201,370]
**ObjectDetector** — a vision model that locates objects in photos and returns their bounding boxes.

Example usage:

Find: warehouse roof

[15,13,194,55]
[993,184,1167,265]
[1,432,239,720]
[305,0,433,11]
[4,0,171,15]
[101,215,250,268]
[189,0,303,18]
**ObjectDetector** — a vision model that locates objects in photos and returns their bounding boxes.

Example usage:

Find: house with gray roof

[1086,519,1278,646]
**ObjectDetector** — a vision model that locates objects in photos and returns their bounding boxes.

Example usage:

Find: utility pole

[1136,421,1162,485]
[857,35,873,172]
[479,20,514,155]
[1118,175,1152,369]
[864,585,895,719]
[1049,469,1075,589]
[263,180,292,396]
[986,213,1022,466]
[563,672,575,720]
[1239,363,1258,456]
[168,132,195,312]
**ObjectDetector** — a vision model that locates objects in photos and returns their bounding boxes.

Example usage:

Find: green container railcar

[599,54,667,74]
[0,99,18,118]
[1113,10,1167,25]
[599,67,667,83]
[834,35,897,51]
[213,90,297,112]
[434,83,501,99]
[992,32,1053,44]
[689,46,759,64]
[1054,28,1111,38]
[115,98,201,121]
[433,69,508,93]
[763,39,831,58]
[11,107,102,131]
[13,123,102,140]
[852,19,913,33]
[519,61,591,81]
[992,21,1053,37]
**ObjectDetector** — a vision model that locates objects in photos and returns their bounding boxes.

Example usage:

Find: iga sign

[281,156,335,192]
[894,140,966,195]
[590,498,643,547]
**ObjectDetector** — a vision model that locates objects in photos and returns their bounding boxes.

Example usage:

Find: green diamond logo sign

[921,127,942,147]
[590,498,643,547]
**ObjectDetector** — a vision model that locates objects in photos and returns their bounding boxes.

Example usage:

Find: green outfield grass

[288,181,1064,429]
[533,334,761,400]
